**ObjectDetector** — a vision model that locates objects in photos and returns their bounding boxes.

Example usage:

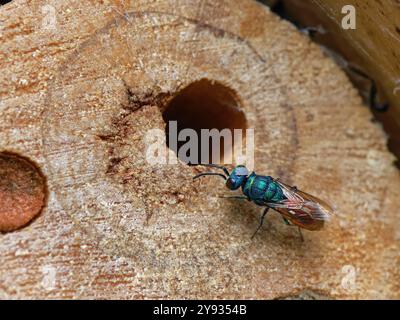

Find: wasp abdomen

[242,173,285,205]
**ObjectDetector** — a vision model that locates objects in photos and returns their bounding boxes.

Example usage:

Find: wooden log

[0,0,399,299]
[271,0,400,162]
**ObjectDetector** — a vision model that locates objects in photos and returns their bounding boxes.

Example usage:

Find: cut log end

[0,0,399,299]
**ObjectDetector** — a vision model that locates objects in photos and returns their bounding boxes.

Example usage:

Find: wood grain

[272,0,400,162]
[0,0,399,299]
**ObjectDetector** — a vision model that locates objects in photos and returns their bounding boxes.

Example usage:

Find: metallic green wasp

[193,164,334,239]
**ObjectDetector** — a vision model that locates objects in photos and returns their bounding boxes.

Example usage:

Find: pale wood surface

[0,0,399,299]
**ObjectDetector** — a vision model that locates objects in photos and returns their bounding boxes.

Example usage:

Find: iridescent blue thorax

[242,173,286,205]
[226,166,286,205]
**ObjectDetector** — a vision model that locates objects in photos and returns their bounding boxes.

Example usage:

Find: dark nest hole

[0,1,13,6]
[162,79,247,165]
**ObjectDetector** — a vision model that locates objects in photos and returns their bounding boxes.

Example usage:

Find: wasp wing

[266,181,335,230]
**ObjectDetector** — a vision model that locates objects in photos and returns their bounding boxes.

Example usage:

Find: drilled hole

[162,79,247,164]
[0,1,13,6]
[0,152,47,232]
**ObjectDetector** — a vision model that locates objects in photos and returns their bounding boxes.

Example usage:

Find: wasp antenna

[251,207,269,239]
[193,172,227,181]
[197,164,230,176]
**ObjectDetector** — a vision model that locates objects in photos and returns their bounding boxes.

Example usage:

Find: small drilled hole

[162,79,247,164]
[0,152,47,232]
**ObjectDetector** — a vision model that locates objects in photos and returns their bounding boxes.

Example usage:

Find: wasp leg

[282,217,304,242]
[298,227,304,242]
[282,217,291,226]
[251,207,270,239]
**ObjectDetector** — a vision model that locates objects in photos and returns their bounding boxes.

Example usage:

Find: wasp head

[226,165,249,190]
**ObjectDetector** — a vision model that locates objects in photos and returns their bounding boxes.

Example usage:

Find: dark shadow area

[0,1,13,6]
[162,79,247,164]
